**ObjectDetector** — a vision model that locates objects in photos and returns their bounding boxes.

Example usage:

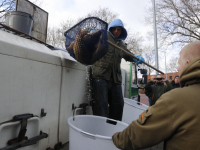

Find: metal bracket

[72,103,89,120]
[41,108,47,117]
[7,113,33,145]
[79,103,88,114]
[72,103,89,114]
[0,131,48,150]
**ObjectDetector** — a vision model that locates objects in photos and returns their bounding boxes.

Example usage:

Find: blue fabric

[108,19,127,41]
[148,98,151,106]
[133,54,145,64]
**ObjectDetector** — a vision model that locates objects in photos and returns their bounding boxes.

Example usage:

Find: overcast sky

[40,0,152,37]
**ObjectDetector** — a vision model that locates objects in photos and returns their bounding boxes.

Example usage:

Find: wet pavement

[61,143,69,150]
[139,94,150,106]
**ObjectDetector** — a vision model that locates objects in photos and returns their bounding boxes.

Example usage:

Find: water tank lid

[5,11,33,19]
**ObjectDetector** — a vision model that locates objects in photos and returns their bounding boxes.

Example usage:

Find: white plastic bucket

[122,98,149,124]
[68,115,128,150]
[122,99,164,150]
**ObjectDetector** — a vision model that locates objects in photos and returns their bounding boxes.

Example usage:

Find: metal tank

[5,11,33,35]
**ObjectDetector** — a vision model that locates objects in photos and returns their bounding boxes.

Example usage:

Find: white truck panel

[121,59,131,98]
[0,30,61,65]
[55,50,89,144]
[0,30,63,149]
[0,53,62,149]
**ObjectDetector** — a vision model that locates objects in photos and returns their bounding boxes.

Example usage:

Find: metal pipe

[152,0,159,75]
[165,51,167,79]
[108,41,164,74]
[74,108,83,116]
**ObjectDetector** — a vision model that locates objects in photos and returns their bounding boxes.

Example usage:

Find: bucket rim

[5,11,33,19]
[68,115,128,140]
[124,98,149,110]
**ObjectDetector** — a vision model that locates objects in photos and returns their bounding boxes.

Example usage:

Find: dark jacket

[144,80,172,105]
[171,81,180,88]
[171,80,180,89]
[144,81,155,99]
[91,19,133,84]
[112,57,200,150]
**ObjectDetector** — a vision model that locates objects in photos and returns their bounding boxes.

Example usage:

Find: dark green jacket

[112,57,200,150]
[91,32,133,84]
[144,80,172,105]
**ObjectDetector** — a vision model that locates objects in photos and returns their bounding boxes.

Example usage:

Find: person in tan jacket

[112,41,200,150]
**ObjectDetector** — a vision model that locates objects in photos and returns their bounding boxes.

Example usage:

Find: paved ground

[140,94,150,106]
[61,143,69,150]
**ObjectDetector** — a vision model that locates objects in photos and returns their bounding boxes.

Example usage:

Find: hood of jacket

[108,19,127,41]
[180,57,200,87]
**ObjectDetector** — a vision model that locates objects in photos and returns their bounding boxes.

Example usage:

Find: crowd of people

[144,74,173,106]
[145,74,180,106]
[170,75,180,89]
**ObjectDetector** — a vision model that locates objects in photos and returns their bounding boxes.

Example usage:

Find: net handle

[108,41,164,75]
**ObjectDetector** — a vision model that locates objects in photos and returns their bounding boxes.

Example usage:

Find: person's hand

[152,77,156,82]
[113,132,116,136]
[133,55,145,64]
[151,76,155,82]
[162,77,166,82]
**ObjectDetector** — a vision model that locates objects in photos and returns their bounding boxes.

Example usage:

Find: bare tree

[0,0,42,22]
[60,19,77,32]
[126,32,143,55]
[46,18,77,48]
[30,0,42,6]
[46,26,70,49]
[167,56,179,73]
[79,7,119,25]
[0,0,15,20]
[141,45,155,75]
[0,0,15,12]
[46,27,63,48]
[146,0,200,47]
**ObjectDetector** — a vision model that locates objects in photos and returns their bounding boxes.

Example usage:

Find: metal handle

[106,119,117,125]
[0,131,48,150]
[81,131,96,140]
[108,41,165,74]
[8,113,34,145]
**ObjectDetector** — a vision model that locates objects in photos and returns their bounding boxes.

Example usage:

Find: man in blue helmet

[91,19,145,121]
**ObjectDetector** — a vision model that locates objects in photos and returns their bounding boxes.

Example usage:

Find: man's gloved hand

[133,54,145,64]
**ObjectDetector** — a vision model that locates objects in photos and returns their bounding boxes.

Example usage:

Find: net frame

[64,17,108,49]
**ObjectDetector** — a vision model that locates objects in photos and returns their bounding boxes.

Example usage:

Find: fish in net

[64,17,108,65]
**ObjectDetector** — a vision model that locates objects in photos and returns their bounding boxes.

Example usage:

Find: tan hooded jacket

[112,57,200,150]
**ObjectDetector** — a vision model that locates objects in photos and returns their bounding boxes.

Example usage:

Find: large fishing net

[64,17,108,65]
